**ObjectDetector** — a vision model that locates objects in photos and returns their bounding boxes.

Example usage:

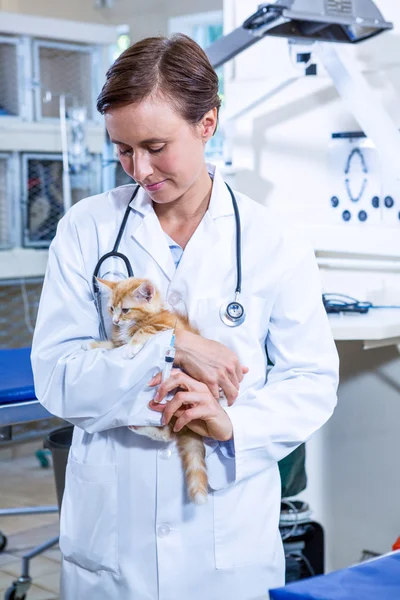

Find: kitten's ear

[133,281,154,303]
[96,278,116,295]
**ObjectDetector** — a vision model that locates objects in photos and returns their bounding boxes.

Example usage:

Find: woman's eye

[148,146,165,154]
[118,148,133,157]
[121,308,130,314]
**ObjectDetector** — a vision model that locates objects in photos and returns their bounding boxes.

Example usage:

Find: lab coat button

[158,448,172,460]
[157,525,171,537]
[168,291,181,306]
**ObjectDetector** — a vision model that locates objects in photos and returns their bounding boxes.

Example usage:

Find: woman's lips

[145,179,167,192]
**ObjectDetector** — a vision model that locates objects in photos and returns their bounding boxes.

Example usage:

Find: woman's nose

[133,154,153,182]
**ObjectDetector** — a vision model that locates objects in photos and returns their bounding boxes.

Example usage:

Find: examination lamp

[207,0,393,69]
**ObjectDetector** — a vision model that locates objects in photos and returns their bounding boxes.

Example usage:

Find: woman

[31,34,339,600]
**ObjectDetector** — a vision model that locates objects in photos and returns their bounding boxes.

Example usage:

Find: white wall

[223,0,400,573]
[0,0,222,39]
[224,1,400,225]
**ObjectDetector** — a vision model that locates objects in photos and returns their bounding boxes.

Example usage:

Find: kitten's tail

[176,431,208,505]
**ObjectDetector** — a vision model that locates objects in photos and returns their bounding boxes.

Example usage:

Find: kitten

[86,277,209,505]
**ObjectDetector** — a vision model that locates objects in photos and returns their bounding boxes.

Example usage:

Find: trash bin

[45,425,73,510]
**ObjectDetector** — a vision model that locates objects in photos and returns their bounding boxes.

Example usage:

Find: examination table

[0,347,59,600]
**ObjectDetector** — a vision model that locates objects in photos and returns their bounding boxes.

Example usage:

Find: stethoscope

[93,182,245,340]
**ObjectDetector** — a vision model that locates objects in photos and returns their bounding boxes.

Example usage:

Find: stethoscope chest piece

[220,300,246,327]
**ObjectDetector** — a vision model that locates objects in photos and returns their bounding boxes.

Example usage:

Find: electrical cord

[285,551,316,578]
[280,499,301,541]
[323,293,400,314]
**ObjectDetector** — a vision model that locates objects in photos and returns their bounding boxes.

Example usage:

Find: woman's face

[105,95,217,204]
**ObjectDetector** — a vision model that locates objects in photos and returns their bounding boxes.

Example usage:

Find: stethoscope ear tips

[219,301,246,327]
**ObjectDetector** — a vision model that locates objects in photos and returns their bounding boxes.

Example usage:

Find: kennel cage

[32,40,101,122]
[0,36,21,119]
[0,153,19,249]
[22,152,102,247]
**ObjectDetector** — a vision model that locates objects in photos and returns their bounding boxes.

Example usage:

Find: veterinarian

[31,33,339,600]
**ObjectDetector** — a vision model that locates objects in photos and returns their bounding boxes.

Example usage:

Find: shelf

[329,308,400,348]
[0,248,48,280]
[0,120,105,153]
[0,12,118,45]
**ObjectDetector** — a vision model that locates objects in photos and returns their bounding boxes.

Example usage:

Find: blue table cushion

[0,347,36,404]
[269,552,400,599]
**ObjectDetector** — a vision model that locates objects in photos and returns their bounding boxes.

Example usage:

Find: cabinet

[0,12,117,278]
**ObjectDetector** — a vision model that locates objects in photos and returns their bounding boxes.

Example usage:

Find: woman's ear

[200,107,218,142]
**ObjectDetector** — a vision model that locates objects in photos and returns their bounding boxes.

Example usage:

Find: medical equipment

[0,347,59,600]
[328,131,388,226]
[92,181,246,338]
[206,0,392,70]
[279,500,324,583]
[207,2,400,192]
[322,293,400,315]
[162,328,176,383]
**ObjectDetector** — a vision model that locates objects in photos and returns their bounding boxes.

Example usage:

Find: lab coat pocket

[213,471,272,569]
[59,458,119,574]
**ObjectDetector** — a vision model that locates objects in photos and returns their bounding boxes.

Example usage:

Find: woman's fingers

[147,368,180,387]
[148,372,162,387]
[162,392,204,425]
[173,406,206,432]
[237,363,249,382]
[154,371,206,403]
[148,400,165,413]
[218,373,240,406]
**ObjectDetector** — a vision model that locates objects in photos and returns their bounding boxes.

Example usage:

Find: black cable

[112,186,140,252]
[323,293,400,314]
[225,182,242,295]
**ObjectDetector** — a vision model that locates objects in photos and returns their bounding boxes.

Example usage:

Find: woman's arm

[173,330,248,404]
[31,209,172,434]
[208,233,339,489]
[151,232,339,490]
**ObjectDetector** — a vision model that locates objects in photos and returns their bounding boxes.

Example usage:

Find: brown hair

[97,34,221,133]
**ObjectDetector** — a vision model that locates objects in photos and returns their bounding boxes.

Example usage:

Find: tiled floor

[0,443,61,600]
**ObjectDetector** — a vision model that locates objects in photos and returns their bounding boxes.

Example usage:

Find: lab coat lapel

[174,211,221,286]
[173,166,235,292]
[127,167,234,286]
[129,187,176,282]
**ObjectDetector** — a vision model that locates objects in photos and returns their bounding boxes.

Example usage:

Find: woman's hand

[172,329,248,405]
[148,370,233,442]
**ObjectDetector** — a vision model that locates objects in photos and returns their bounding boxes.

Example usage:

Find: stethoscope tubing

[92,181,243,336]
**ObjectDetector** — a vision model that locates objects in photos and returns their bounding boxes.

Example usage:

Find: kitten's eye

[109,306,114,312]
[121,308,130,314]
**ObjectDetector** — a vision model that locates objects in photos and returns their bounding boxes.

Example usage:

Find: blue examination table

[0,347,59,600]
[0,347,51,426]
[269,551,400,599]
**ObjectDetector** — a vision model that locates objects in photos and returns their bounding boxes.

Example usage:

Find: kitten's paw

[122,343,144,359]
[128,425,174,442]
[81,340,95,351]
[82,340,113,351]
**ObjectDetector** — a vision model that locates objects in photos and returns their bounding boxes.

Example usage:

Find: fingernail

[153,391,160,403]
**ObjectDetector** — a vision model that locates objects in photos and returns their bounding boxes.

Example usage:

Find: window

[113,26,131,62]
[169,11,224,161]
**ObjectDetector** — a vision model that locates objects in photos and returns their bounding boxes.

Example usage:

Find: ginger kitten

[87,277,209,505]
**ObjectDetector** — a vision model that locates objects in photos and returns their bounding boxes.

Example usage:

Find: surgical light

[207,0,393,69]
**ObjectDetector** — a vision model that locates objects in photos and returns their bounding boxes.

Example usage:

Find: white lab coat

[31,164,339,600]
